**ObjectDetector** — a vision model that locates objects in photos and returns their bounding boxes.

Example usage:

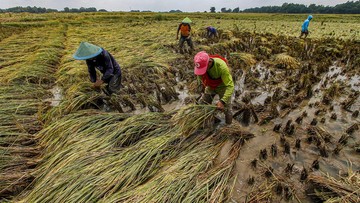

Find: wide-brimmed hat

[194,51,209,76]
[73,42,102,60]
[182,17,192,24]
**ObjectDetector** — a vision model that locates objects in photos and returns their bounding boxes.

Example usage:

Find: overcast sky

[0,0,351,12]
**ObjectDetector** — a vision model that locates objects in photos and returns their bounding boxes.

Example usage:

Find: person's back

[179,23,191,37]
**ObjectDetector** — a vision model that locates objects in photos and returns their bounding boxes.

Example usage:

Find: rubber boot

[225,109,233,125]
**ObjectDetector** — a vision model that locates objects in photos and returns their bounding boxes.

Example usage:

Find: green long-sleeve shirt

[198,58,234,103]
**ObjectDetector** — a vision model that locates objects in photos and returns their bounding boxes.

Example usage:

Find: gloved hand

[216,100,224,111]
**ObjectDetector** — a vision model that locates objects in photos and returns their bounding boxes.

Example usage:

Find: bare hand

[216,101,224,111]
[93,80,104,88]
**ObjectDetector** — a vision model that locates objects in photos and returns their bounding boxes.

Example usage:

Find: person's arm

[219,64,234,104]
[188,24,191,37]
[101,51,114,82]
[176,24,180,39]
[86,60,97,83]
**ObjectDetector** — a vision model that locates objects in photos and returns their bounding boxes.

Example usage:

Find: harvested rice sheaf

[273,53,300,69]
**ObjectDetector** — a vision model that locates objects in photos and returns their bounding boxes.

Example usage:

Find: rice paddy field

[0,12,359,202]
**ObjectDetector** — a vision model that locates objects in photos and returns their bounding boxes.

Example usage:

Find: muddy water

[218,64,360,202]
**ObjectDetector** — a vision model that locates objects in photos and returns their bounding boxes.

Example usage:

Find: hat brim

[73,48,102,60]
[194,62,208,76]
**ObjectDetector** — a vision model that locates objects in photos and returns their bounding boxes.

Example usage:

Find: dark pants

[104,74,121,95]
[300,30,309,38]
[179,36,194,52]
[208,32,217,38]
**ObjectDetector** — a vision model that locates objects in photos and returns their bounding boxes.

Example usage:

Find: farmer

[73,42,122,96]
[206,26,218,38]
[176,17,194,54]
[299,15,313,39]
[194,51,234,124]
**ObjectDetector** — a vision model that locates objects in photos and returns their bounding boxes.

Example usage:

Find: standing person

[300,15,313,39]
[194,51,234,124]
[206,26,218,38]
[73,42,122,96]
[176,17,194,54]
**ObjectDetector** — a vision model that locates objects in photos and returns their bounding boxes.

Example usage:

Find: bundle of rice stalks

[171,105,217,136]
[307,170,360,203]
[273,53,300,69]
[229,52,257,70]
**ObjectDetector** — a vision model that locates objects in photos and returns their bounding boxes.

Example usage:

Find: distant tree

[86,7,97,12]
[46,8,58,12]
[130,10,140,12]
[233,7,240,13]
[210,7,216,13]
[70,8,79,12]
[169,10,182,13]
[242,1,360,14]
[221,7,227,13]
[64,7,70,12]
[98,9,107,12]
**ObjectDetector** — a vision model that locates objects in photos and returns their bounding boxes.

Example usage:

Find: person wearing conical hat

[299,15,313,39]
[194,51,234,124]
[73,42,122,95]
[176,17,194,54]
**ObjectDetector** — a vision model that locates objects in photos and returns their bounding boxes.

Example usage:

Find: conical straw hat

[73,42,102,60]
[182,17,192,23]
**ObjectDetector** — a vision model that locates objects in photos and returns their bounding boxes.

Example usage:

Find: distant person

[194,51,234,124]
[206,26,218,38]
[73,42,122,96]
[300,15,313,39]
[176,17,194,54]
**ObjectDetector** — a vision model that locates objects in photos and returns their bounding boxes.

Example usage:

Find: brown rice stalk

[307,169,360,203]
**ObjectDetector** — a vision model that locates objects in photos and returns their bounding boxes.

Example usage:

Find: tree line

[0,6,107,13]
[1,1,359,14]
[212,1,360,14]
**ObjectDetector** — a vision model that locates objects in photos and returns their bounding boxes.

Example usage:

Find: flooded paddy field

[0,12,359,202]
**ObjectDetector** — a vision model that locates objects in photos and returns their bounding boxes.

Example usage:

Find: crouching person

[73,42,122,96]
[194,51,234,124]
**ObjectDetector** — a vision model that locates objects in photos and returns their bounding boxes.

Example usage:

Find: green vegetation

[0,12,359,202]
